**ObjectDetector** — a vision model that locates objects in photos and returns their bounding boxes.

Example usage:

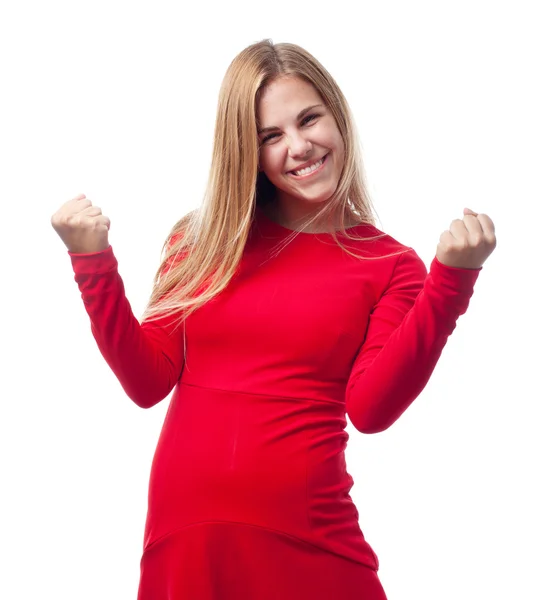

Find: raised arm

[346,207,496,433]
[52,194,185,409]
[69,246,185,408]
[346,251,480,433]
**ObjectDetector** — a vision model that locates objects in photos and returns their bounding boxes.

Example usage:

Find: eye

[259,114,321,145]
[261,133,280,145]
[301,113,319,126]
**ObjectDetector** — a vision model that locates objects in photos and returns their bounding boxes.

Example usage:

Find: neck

[259,200,360,233]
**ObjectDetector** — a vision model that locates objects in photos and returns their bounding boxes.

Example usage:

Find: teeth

[293,157,324,176]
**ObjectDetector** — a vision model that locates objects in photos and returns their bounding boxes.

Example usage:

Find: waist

[144,383,371,563]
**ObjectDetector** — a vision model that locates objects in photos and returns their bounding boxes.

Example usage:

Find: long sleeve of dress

[345,250,481,434]
[69,245,185,409]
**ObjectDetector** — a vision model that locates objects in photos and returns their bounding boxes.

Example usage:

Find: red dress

[69,209,481,599]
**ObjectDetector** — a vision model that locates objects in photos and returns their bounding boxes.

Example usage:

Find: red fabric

[137,523,387,600]
[69,209,481,598]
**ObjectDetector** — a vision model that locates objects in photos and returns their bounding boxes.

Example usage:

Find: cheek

[327,128,344,152]
[260,148,286,178]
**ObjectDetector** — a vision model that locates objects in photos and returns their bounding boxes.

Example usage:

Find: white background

[1,0,545,598]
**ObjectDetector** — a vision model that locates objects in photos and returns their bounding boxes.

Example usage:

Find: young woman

[51,40,496,599]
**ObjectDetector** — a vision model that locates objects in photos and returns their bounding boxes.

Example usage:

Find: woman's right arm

[52,194,184,409]
[69,245,185,409]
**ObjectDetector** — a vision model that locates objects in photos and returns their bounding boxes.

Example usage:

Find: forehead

[257,76,323,125]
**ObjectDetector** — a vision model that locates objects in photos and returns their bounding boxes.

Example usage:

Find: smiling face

[257,76,345,223]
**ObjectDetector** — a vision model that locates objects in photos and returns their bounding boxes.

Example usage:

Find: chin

[298,186,338,205]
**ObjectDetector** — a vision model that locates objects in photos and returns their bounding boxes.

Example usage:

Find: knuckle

[469,234,484,246]
[67,214,83,227]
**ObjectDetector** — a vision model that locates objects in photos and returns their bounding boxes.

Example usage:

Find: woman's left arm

[346,209,496,434]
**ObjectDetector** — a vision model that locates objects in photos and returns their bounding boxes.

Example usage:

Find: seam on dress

[142,518,371,568]
[178,380,344,407]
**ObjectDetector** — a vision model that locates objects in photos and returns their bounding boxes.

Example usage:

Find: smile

[288,154,328,179]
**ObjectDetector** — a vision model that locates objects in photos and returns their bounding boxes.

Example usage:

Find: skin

[437,207,496,269]
[256,75,349,232]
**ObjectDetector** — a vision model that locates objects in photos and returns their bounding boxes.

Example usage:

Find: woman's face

[257,76,345,212]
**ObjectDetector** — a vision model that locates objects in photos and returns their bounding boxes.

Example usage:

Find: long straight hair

[141,40,399,328]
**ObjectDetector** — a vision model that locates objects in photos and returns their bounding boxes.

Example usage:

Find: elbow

[122,385,171,410]
[361,425,389,435]
[352,417,392,435]
[346,396,394,434]
[133,397,163,409]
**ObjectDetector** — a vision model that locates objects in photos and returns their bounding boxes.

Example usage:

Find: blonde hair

[141,39,403,328]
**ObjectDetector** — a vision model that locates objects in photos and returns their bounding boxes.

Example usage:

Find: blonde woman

[52,40,496,599]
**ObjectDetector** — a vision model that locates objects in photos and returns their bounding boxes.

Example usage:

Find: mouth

[288,153,329,179]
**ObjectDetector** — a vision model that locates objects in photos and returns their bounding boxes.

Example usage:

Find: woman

[51,40,496,599]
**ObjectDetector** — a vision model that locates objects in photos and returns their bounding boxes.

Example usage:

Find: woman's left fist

[436,208,497,269]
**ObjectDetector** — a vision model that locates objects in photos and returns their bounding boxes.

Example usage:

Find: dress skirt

[138,521,388,599]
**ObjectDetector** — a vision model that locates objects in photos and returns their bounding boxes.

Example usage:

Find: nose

[285,131,312,159]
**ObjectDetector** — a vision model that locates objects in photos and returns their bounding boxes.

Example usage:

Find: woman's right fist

[51,193,111,254]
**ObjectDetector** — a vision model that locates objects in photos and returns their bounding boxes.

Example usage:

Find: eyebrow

[257,104,324,136]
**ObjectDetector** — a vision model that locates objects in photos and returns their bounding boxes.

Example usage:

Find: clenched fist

[51,193,110,254]
[436,208,496,269]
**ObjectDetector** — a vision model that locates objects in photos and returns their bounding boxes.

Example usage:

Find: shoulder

[346,222,414,254]
[167,210,198,246]
[346,222,427,278]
